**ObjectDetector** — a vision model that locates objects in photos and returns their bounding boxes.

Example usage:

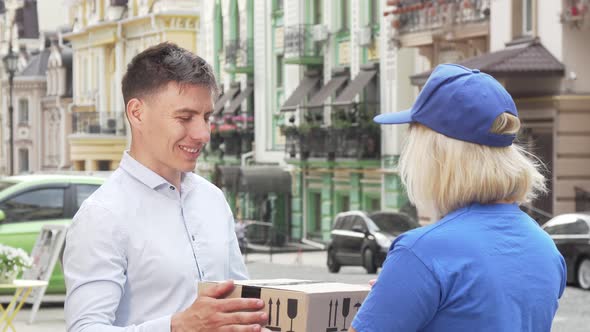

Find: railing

[214,128,254,157]
[575,187,590,212]
[225,39,253,69]
[72,111,127,136]
[284,24,320,58]
[330,126,380,159]
[391,0,490,34]
[284,104,381,160]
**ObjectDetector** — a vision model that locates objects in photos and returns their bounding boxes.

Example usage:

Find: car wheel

[363,248,377,274]
[327,249,341,273]
[577,258,590,290]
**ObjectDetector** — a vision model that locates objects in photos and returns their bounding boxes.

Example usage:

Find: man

[64,42,268,331]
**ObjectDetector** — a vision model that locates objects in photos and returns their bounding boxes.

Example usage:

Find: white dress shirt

[64,152,248,331]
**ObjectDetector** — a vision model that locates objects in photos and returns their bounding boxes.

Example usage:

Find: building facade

[63,0,201,171]
[201,0,414,245]
[383,0,590,219]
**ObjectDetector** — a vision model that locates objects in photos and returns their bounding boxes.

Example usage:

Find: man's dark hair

[121,42,218,106]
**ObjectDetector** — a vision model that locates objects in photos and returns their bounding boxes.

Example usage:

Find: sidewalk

[246,240,325,253]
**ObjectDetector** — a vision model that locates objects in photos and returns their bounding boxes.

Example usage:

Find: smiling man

[63,43,268,332]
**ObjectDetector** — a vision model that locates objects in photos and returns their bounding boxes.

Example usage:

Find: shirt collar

[446,202,521,219]
[119,151,180,190]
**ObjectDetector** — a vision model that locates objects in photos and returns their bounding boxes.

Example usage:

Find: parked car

[542,213,590,290]
[0,174,105,293]
[327,211,420,274]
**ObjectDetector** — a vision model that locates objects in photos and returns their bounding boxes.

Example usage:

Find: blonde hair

[399,112,547,217]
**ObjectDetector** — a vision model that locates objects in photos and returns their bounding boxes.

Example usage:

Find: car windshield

[0,180,17,192]
[369,213,417,234]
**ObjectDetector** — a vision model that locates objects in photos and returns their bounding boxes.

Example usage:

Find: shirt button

[169,186,175,190]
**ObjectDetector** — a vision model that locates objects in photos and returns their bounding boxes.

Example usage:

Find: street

[3,251,590,331]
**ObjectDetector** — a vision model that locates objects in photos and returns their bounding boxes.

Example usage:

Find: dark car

[542,213,590,290]
[327,211,420,274]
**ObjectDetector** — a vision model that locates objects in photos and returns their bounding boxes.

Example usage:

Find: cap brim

[373,109,413,124]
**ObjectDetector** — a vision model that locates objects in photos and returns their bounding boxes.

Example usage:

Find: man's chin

[180,160,198,172]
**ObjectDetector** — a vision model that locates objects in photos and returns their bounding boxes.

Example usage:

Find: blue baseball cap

[374,64,518,147]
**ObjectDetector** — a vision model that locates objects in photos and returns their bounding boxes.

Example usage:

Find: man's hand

[171,280,269,332]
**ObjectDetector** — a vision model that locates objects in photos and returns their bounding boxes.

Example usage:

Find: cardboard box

[198,279,370,332]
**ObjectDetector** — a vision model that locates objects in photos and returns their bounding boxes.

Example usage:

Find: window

[352,217,367,232]
[97,160,111,171]
[274,0,283,12]
[338,216,354,230]
[313,0,323,25]
[369,197,380,212]
[370,0,379,27]
[338,195,350,213]
[0,188,65,222]
[18,148,29,173]
[75,184,100,210]
[309,192,322,233]
[18,99,28,124]
[523,0,533,35]
[370,213,418,234]
[340,0,349,30]
[276,55,284,88]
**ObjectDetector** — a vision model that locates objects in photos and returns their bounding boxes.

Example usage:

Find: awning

[213,85,240,115]
[224,84,254,115]
[333,69,377,106]
[307,75,349,108]
[410,38,565,86]
[280,74,321,112]
[239,167,292,194]
[218,165,241,191]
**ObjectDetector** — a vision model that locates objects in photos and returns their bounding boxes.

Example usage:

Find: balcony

[208,115,254,158]
[72,111,127,136]
[225,39,254,74]
[69,111,127,170]
[284,104,381,161]
[387,0,490,46]
[283,24,323,65]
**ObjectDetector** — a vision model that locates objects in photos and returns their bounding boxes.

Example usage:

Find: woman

[350,64,566,332]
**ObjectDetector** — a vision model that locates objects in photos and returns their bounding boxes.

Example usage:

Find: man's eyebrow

[173,108,214,115]
[173,108,200,115]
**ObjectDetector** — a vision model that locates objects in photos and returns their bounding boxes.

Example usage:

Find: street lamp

[3,43,19,175]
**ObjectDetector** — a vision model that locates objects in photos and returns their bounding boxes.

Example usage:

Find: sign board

[199,279,370,332]
[21,224,67,324]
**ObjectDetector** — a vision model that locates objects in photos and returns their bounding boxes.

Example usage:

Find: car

[542,213,590,290]
[327,210,420,274]
[0,174,105,294]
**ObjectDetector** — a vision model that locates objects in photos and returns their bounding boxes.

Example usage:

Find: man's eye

[179,117,191,122]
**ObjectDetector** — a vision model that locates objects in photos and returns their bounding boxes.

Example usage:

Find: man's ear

[126,98,144,128]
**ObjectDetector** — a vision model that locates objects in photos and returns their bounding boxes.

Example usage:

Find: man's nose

[188,119,211,142]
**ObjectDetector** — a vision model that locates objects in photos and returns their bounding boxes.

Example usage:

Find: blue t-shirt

[352,203,566,332]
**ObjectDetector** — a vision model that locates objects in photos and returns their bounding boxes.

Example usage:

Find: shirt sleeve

[64,202,171,332]
[225,201,249,280]
[351,246,440,332]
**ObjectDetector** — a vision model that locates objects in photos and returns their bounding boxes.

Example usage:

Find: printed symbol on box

[340,298,351,331]
[354,302,361,313]
[266,298,281,331]
[326,300,338,332]
[287,298,298,332]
